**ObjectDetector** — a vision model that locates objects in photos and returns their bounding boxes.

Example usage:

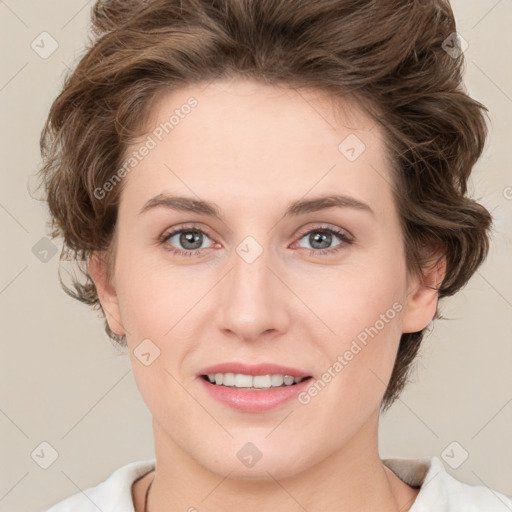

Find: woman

[38,0,511,510]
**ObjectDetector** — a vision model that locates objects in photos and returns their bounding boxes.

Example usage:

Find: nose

[217,243,290,343]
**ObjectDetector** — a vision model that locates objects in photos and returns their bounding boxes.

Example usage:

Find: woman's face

[91,78,438,479]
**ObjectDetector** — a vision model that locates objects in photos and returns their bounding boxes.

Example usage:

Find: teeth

[235,374,253,387]
[283,375,295,385]
[253,375,272,388]
[270,374,284,386]
[205,373,306,389]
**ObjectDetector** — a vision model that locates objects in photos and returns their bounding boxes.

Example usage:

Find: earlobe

[401,255,446,334]
[88,251,125,336]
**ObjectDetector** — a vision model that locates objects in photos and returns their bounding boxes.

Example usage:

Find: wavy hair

[37,0,492,411]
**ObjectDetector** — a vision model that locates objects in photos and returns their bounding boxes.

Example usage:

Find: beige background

[1,1,511,511]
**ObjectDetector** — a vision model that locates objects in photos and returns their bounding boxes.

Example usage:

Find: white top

[44,456,512,512]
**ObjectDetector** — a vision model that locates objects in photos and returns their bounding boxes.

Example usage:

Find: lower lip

[199,376,312,413]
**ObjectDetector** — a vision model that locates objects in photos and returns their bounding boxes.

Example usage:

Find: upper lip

[199,362,311,378]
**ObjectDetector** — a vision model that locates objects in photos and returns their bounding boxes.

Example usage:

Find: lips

[199,371,313,413]
[197,362,314,412]
[199,362,312,379]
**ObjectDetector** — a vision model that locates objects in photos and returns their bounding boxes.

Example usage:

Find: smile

[202,373,311,389]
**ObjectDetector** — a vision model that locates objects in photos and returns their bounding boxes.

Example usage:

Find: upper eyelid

[296,224,351,239]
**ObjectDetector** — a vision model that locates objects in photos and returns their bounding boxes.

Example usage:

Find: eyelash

[158,224,353,258]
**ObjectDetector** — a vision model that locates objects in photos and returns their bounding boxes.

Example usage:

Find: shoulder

[382,456,512,512]
[43,459,156,512]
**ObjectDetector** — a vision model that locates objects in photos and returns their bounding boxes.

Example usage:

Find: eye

[293,225,353,255]
[159,224,353,258]
[159,226,216,257]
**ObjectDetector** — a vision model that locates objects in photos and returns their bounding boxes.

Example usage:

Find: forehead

[118,78,392,216]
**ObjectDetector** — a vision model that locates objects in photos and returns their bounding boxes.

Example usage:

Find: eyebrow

[139,193,375,218]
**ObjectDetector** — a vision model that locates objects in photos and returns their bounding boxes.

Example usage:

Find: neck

[138,413,419,512]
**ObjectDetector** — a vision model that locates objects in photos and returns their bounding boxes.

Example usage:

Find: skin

[89,78,444,512]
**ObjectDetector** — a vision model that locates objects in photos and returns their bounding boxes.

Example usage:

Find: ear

[401,254,447,334]
[88,251,125,336]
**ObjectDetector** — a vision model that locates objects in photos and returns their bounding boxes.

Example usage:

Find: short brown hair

[37,0,492,411]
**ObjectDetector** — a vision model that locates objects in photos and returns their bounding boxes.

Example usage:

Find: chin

[184,436,307,480]
[205,456,307,481]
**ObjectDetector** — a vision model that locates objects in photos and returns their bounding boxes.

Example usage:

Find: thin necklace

[143,473,155,512]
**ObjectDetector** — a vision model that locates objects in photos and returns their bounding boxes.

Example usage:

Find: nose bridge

[232,237,272,298]
[217,234,289,340]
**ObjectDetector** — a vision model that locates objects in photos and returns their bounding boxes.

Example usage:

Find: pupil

[181,231,202,250]
[311,232,331,249]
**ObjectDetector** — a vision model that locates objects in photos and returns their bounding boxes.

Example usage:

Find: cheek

[307,261,405,347]
[305,266,405,403]
[114,250,208,340]
[114,254,213,403]
[119,268,198,418]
